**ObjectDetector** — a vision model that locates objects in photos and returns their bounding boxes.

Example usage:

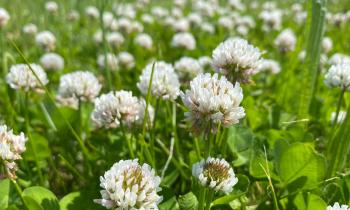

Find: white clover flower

[45,1,58,14]
[294,11,307,25]
[91,90,147,128]
[259,9,282,32]
[109,19,119,31]
[171,7,183,19]
[22,23,38,35]
[141,14,154,24]
[237,16,255,29]
[171,32,196,50]
[218,16,234,30]
[138,61,180,100]
[107,32,125,48]
[57,71,101,109]
[97,53,119,71]
[40,53,64,71]
[118,52,135,70]
[330,13,347,27]
[174,0,186,7]
[274,29,296,53]
[118,17,133,34]
[327,203,350,210]
[103,12,114,28]
[212,37,262,83]
[114,3,136,19]
[0,125,27,179]
[198,56,212,69]
[35,31,56,51]
[192,157,238,194]
[68,10,80,22]
[200,22,215,34]
[229,0,245,11]
[325,63,350,91]
[172,18,190,32]
[322,37,333,54]
[328,53,350,66]
[93,30,103,44]
[236,25,249,36]
[151,6,169,19]
[257,59,281,74]
[298,51,307,62]
[6,64,48,93]
[0,8,10,27]
[137,99,155,127]
[85,6,100,19]
[181,73,245,133]
[187,13,202,26]
[331,111,347,125]
[175,57,203,81]
[134,33,153,50]
[194,1,216,17]
[131,21,144,33]
[94,159,162,209]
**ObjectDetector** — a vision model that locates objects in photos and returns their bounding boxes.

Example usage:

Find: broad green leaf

[59,192,80,210]
[22,196,43,210]
[178,192,198,210]
[249,150,274,179]
[23,133,51,161]
[294,193,327,210]
[227,125,254,166]
[159,196,179,210]
[59,191,105,210]
[161,170,180,188]
[22,186,59,210]
[0,179,11,210]
[277,143,326,189]
[327,104,350,177]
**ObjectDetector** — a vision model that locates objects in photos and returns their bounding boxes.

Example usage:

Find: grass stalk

[11,41,91,160]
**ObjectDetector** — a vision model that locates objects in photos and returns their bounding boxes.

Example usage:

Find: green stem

[330,88,345,135]
[194,137,201,159]
[11,41,91,161]
[198,188,206,210]
[171,101,183,160]
[24,92,44,185]
[99,0,112,90]
[120,123,135,159]
[39,102,57,131]
[11,180,26,208]
[205,189,214,210]
[150,99,160,162]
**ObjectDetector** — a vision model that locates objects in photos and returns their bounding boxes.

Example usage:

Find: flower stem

[99,0,112,90]
[39,102,57,131]
[204,189,214,210]
[120,123,134,159]
[24,92,44,186]
[331,88,345,135]
[198,188,206,210]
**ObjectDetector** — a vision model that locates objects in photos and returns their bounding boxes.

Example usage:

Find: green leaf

[59,192,80,210]
[227,125,254,167]
[23,133,51,161]
[159,196,179,210]
[0,179,11,210]
[178,192,198,210]
[22,186,59,210]
[59,191,106,210]
[22,196,44,210]
[249,150,274,179]
[277,143,326,189]
[327,103,350,177]
[294,193,327,210]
